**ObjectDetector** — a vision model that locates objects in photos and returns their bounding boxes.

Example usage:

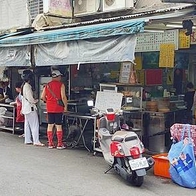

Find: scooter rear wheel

[131,173,144,187]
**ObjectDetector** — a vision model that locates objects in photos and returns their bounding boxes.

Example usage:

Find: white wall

[0,0,30,31]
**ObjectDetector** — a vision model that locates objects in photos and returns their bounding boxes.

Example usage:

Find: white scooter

[98,108,154,187]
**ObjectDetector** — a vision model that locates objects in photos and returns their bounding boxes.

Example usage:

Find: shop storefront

[0,18,146,151]
[0,3,196,153]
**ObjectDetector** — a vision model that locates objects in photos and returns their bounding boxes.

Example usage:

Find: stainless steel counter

[143,109,186,153]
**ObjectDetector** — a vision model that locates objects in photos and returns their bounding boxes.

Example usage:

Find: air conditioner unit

[28,0,43,20]
[102,0,134,12]
[74,0,101,16]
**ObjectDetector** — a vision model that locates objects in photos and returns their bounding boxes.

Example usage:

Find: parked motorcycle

[98,108,154,187]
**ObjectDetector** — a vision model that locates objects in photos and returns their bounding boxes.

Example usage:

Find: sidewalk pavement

[0,130,195,196]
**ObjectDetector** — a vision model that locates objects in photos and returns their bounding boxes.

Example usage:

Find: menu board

[95,91,123,112]
[136,30,178,52]
[159,43,175,68]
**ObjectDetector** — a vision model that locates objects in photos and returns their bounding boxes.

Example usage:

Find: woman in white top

[21,70,44,146]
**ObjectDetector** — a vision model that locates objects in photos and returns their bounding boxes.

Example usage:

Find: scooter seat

[112,131,127,142]
[112,130,138,143]
[124,136,138,142]
[112,137,123,142]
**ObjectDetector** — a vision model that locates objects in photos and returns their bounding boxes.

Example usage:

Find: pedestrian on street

[21,70,44,146]
[41,70,68,149]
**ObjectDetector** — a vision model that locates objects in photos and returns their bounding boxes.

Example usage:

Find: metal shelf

[0,126,14,131]
[0,103,15,134]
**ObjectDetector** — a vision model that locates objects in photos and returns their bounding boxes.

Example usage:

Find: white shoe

[57,144,66,150]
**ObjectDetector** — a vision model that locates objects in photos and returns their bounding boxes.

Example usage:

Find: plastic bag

[0,107,7,115]
[0,107,7,126]
[168,124,196,188]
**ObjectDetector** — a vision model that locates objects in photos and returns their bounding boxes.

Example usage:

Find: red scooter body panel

[110,141,125,157]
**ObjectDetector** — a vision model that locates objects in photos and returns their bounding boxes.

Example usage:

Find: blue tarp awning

[0,20,145,47]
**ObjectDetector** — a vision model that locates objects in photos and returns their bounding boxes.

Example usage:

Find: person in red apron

[15,82,25,123]
[10,82,25,137]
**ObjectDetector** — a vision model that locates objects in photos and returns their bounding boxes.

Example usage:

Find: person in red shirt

[41,70,68,149]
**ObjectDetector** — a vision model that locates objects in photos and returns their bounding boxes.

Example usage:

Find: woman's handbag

[168,124,196,188]
[21,96,33,114]
[57,99,64,107]
[47,85,64,107]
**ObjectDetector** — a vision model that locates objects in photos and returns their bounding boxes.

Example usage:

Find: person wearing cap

[41,70,68,149]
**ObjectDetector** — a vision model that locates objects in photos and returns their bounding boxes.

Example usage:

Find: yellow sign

[159,43,175,68]
[134,54,142,70]
[136,70,145,85]
[179,29,190,49]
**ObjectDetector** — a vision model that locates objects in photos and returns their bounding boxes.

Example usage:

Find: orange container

[152,153,170,178]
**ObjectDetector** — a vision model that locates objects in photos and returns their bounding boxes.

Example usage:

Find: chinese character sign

[159,43,175,68]
[179,29,190,49]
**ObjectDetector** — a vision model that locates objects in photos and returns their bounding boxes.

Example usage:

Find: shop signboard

[0,0,29,31]
[43,0,72,17]
[136,30,178,52]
